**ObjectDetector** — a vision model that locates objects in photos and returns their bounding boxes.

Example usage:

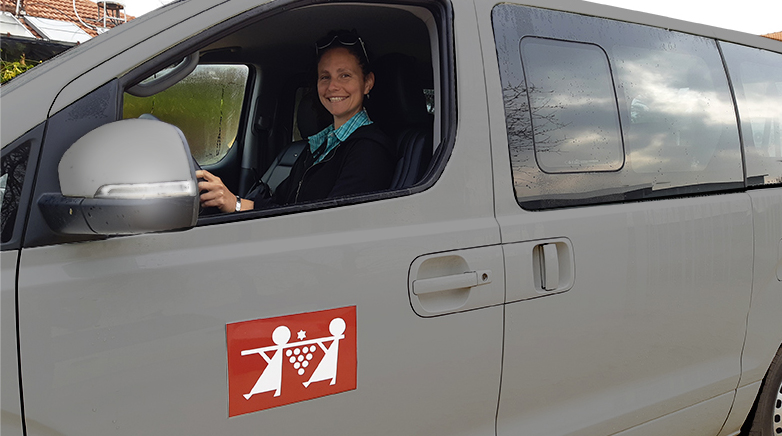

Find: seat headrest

[368,53,429,132]
[297,89,332,138]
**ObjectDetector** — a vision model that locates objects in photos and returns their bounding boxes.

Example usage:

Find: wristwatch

[235,195,242,212]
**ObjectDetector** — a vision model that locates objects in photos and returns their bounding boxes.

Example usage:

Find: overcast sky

[587,0,780,35]
[122,0,780,36]
[122,0,171,17]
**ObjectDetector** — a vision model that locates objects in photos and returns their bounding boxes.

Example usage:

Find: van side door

[718,41,782,431]
[480,2,753,434]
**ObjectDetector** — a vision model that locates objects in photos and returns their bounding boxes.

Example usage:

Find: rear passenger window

[720,42,782,187]
[520,38,624,173]
[614,45,725,174]
[492,5,743,210]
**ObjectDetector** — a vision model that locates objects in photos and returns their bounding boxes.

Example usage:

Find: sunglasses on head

[315,31,370,64]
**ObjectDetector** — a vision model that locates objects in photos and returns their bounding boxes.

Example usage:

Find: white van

[1,0,780,435]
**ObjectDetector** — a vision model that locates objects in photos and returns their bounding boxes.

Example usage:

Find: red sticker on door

[226,306,357,417]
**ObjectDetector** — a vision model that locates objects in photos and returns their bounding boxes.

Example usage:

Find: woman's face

[317,47,375,129]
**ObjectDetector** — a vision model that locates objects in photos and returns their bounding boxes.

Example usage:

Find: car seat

[259,89,331,194]
[368,53,434,189]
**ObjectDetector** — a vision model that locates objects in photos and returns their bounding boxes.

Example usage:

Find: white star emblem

[297,330,306,340]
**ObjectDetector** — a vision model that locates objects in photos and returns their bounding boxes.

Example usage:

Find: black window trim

[716,40,750,189]
[1,122,45,251]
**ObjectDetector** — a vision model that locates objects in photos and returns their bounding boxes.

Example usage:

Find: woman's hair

[315,29,372,77]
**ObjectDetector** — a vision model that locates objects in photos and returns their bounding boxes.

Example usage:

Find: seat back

[368,53,434,189]
[260,90,331,193]
[390,127,433,190]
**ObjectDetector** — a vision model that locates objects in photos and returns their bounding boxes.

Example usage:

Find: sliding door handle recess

[542,243,560,291]
[413,270,493,295]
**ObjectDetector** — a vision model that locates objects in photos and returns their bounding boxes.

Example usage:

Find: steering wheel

[191,158,222,216]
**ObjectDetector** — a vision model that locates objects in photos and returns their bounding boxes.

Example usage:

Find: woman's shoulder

[347,123,391,145]
[336,123,394,166]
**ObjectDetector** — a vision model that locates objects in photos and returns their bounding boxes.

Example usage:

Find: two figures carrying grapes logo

[226,306,357,417]
[241,317,346,399]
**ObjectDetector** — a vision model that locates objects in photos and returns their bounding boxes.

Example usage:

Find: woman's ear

[363,72,375,95]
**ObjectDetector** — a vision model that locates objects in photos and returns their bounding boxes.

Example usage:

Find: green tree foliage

[1,54,40,84]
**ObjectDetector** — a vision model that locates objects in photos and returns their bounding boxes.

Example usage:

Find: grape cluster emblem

[287,345,317,376]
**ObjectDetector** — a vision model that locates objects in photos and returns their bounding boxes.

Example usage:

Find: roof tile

[1,0,134,38]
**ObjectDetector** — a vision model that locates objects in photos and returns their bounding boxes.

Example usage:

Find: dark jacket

[253,123,395,208]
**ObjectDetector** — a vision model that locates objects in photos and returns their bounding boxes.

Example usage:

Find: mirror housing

[39,119,199,235]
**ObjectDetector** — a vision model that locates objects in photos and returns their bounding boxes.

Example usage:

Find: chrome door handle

[412,270,493,295]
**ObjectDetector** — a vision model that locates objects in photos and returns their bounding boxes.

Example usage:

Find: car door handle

[504,238,575,303]
[541,243,560,291]
[412,270,493,295]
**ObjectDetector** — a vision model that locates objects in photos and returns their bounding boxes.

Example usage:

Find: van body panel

[17,213,502,435]
[718,36,782,434]
[719,381,763,436]
[611,391,734,436]
[493,196,753,435]
[742,190,782,384]
[17,174,503,435]
[0,251,22,436]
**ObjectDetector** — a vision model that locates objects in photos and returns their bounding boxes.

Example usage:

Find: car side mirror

[39,119,199,235]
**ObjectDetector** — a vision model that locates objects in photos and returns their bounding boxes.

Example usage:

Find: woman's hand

[196,170,254,212]
[197,170,238,213]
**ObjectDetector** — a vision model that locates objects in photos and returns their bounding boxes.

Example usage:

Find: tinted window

[720,42,782,187]
[1,141,30,243]
[492,5,743,210]
[520,37,623,173]
[124,64,249,165]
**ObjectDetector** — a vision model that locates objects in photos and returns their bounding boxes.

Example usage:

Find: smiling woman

[315,30,375,128]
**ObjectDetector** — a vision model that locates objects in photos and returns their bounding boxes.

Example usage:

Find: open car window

[118,2,444,222]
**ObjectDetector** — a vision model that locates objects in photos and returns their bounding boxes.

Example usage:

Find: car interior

[122,2,445,219]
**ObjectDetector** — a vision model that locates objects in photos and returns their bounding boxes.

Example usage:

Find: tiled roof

[762,32,782,41]
[1,0,134,38]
